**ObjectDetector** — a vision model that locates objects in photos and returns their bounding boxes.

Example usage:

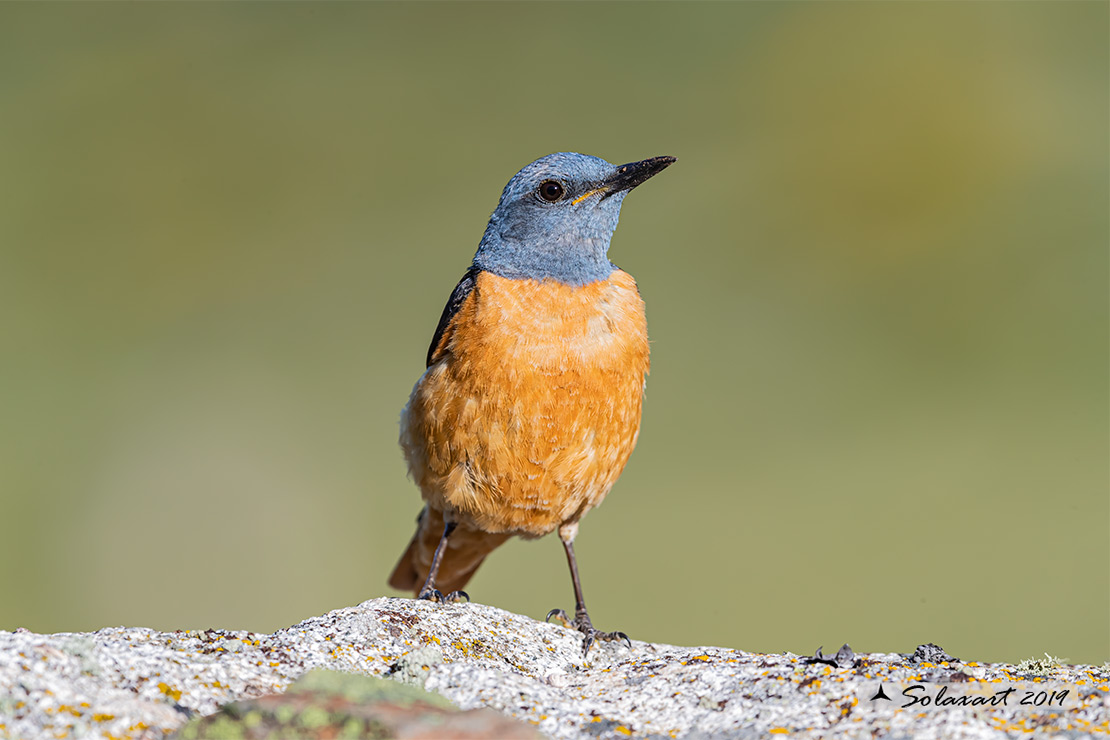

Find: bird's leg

[416,520,468,604]
[546,528,630,656]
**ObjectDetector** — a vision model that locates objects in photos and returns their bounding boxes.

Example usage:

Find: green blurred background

[1,2,1106,665]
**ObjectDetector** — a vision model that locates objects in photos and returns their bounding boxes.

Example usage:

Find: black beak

[601,156,677,198]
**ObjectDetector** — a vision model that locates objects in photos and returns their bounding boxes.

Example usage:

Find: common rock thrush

[389,152,675,653]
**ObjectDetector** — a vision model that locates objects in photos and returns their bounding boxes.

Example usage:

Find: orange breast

[400,270,650,537]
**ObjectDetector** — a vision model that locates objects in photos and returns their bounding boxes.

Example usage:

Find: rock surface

[0,597,1107,739]
[174,669,542,739]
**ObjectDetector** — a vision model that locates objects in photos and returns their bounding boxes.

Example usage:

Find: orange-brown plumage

[390,269,649,594]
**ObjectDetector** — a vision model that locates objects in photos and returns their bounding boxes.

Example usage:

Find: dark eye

[538,180,565,202]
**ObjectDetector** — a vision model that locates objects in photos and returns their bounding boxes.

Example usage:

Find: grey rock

[0,598,1106,739]
[389,645,445,687]
[907,643,960,665]
[804,643,860,668]
[172,670,539,739]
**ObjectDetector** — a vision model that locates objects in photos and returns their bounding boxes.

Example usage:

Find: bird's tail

[388,505,510,596]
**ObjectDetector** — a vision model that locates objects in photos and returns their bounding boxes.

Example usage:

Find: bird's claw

[581,629,631,655]
[545,608,572,627]
[417,587,442,602]
[417,589,469,604]
[609,630,633,649]
[546,607,631,656]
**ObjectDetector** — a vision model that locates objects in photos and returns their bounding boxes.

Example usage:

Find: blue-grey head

[473,152,676,285]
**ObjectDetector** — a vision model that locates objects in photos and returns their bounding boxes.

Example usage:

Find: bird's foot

[546,607,631,656]
[417,588,469,604]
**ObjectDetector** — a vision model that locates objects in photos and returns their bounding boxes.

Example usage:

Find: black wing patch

[426,265,481,367]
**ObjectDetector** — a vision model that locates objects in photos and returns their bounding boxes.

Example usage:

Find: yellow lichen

[157,683,182,701]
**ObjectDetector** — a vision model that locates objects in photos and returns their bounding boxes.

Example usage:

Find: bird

[388,151,675,653]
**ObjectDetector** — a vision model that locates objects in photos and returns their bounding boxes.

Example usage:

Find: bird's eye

[538,180,565,202]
